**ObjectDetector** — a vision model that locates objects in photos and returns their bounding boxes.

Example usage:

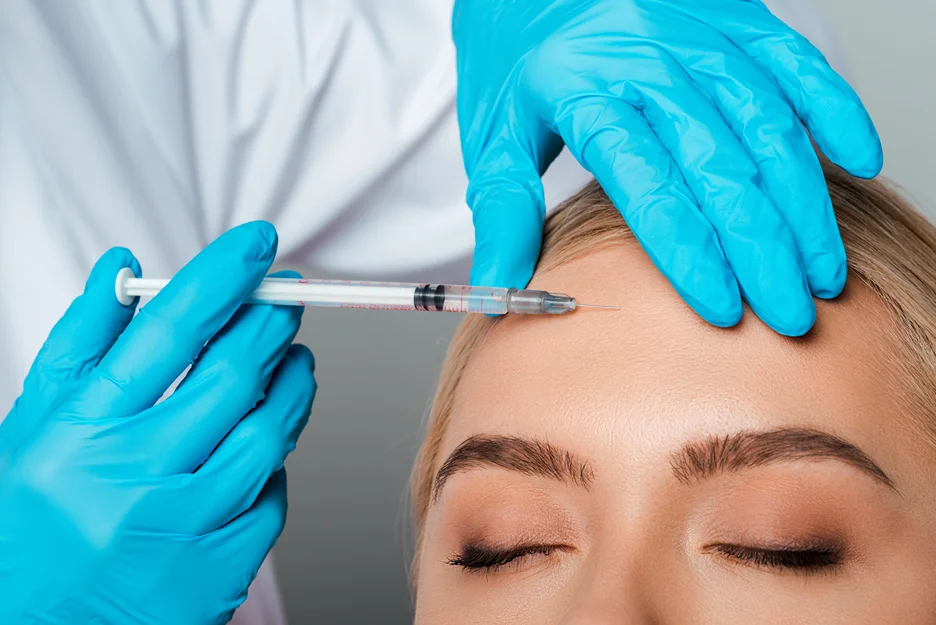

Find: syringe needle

[576,303,620,310]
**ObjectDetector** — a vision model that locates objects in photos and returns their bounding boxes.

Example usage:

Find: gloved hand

[455,0,883,336]
[0,222,315,625]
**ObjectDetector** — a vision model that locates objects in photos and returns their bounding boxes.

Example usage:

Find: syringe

[114,268,616,315]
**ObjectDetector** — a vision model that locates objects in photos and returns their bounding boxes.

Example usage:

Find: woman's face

[415,242,936,624]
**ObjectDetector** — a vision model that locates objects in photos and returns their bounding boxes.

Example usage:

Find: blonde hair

[410,163,936,581]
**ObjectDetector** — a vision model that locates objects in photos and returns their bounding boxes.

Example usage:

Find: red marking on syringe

[298,279,309,284]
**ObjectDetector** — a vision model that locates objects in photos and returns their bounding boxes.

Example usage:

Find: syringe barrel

[432,285,509,314]
[116,273,574,315]
[248,282,512,314]
[251,280,418,310]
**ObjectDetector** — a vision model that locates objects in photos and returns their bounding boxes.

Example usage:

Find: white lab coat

[0,1,844,623]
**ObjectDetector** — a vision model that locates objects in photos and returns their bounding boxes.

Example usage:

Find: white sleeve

[0,0,473,281]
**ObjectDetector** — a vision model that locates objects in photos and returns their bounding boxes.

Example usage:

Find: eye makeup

[448,542,575,574]
[682,469,883,581]
[701,538,847,577]
[431,476,587,578]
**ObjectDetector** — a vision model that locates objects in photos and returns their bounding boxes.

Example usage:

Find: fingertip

[653,236,742,328]
[120,249,143,280]
[831,125,883,180]
[251,220,279,250]
[87,247,141,289]
[806,251,848,300]
[638,215,743,330]
[699,300,744,329]
[682,278,744,329]
[753,287,817,337]
[230,220,279,263]
[83,249,142,315]
[776,301,817,337]
[28,251,142,400]
[843,142,884,180]
[729,237,817,336]
[287,343,316,375]
[816,100,884,179]
[278,345,316,457]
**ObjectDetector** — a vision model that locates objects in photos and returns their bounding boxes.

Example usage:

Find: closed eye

[705,542,845,576]
[447,543,573,574]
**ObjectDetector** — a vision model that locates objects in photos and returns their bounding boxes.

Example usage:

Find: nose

[559,603,658,625]
[557,574,659,625]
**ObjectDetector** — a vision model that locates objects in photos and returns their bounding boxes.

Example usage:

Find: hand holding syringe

[115,269,616,315]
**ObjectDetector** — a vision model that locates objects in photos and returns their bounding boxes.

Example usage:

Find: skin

[415,241,936,624]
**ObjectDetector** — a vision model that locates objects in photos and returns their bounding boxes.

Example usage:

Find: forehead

[442,242,907,464]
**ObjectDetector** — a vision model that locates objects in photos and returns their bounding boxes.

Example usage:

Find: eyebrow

[670,427,895,491]
[432,435,595,502]
[433,428,896,503]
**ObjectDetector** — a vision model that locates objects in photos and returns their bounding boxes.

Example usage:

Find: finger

[2,248,140,448]
[212,469,289,578]
[554,95,742,327]
[140,294,307,476]
[70,221,278,417]
[679,47,847,298]
[191,469,289,616]
[467,137,547,290]
[708,1,883,178]
[136,470,289,625]
[167,344,315,535]
[627,53,815,335]
[197,469,289,580]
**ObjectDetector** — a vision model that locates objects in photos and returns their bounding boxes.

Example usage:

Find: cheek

[414,526,581,625]
[414,481,588,625]
[415,575,577,625]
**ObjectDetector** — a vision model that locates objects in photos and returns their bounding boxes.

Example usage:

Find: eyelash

[705,543,844,576]
[448,543,844,576]
[447,543,568,574]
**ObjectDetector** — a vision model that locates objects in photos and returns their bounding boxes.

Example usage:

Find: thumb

[11,247,140,423]
[467,147,546,290]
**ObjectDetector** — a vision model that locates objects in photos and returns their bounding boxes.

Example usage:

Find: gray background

[274,2,936,623]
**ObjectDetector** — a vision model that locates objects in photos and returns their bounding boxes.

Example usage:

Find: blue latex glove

[455,0,883,336]
[0,222,315,624]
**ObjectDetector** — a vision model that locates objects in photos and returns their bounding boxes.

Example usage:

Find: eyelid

[448,542,575,574]
[702,534,847,555]
[702,542,846,576]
